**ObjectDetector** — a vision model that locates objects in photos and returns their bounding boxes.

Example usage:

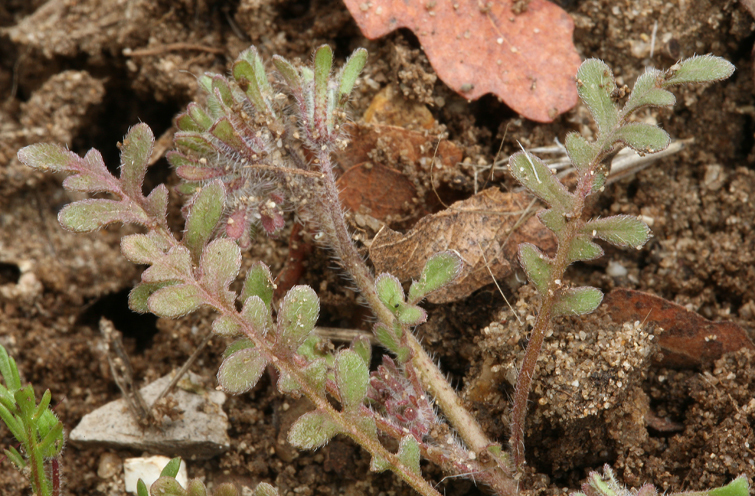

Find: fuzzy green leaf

[120,123,154,199]
[59,199,149,232]
[408,251,463,303]
[0,344,21,392]
[313,45,333,130]
[272,56,302,96]
[709,476,750,496]
[622,69,675,116]
[582,215,651,248]
[129,281,178,313]
[217,347,268,394]
[184,180,225,262]
[552,286,603,317]
[37,411,64,458]
[252,483,279,496]
[240,262,274,308]
[141,246,193,283]
[233,60,267,113]
[577,59,619,136]
[567,236,604,263]
[288,410,340,449]
[350,336,371,368]
[187,103,213,130]
[538,209,566,237]
[509,151,575,213]
[148,284,203,318]
[277,286,319,350]
[212,315,241,337]
[59,149,116,194]
[396,303,427,326]
[338,48,368,103]
[223,338,255,358]
[374,323,399,353]
[662,54,736,87]
[160,457,183,478]
[145,184,169,222]
[209,118,245,150]
[240,295,273,336]
[121,233,170,265]
[211,76,235,109]
[199,238,241,305]
[397,435,421,475]
[174,132,219,156]
[564,132,597,172]
[17,143,81,174]
[612,122,670,154]
[150,477,187,496]
[335,350,369,411]
[518,243,553,294]
[376,273,404,311]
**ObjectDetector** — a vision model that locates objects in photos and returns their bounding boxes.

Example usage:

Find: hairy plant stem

[313,149,515,492]
[509,160,602,468]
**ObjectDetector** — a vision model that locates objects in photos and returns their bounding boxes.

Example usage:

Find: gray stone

[70,372,230,459]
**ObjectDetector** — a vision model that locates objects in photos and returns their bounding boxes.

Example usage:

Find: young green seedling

[507,55,735,468]
[0,344,65,496]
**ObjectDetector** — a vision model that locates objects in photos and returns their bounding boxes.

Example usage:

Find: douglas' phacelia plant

[506,55,736,467]
[16,44,746,496]
[0,344,65,496]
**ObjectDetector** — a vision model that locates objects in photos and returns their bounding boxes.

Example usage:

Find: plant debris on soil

[1,1,755,495]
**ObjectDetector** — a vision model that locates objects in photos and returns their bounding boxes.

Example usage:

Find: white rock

[70,371,230,459]
[123,455,188,494]
[606,261,628,277]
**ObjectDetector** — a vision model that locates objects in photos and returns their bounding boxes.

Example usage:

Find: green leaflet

[518,243,553,295]
[277,286,319,350]
[184,180,225,262]
[335,350,369,411]
[217,347,268,394]
[552,287,603,317]
[287,410,340,449]
[147,284,203,318]
[408,251,463,303]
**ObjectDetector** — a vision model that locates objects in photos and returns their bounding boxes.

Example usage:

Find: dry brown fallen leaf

[335,122,463,224]
[369,187,557,303]
[337,163,418,221]
[603,288,755,368]
[337,122,463,171]
[343,0,581,122]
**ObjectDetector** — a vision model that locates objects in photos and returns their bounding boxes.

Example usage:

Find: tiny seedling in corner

[16,44,745,496]
[0,344,65,496]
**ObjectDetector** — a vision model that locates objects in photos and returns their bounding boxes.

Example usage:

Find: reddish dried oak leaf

[344,0,581,122]
[604,288,755,368]
[369,188,557,303]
